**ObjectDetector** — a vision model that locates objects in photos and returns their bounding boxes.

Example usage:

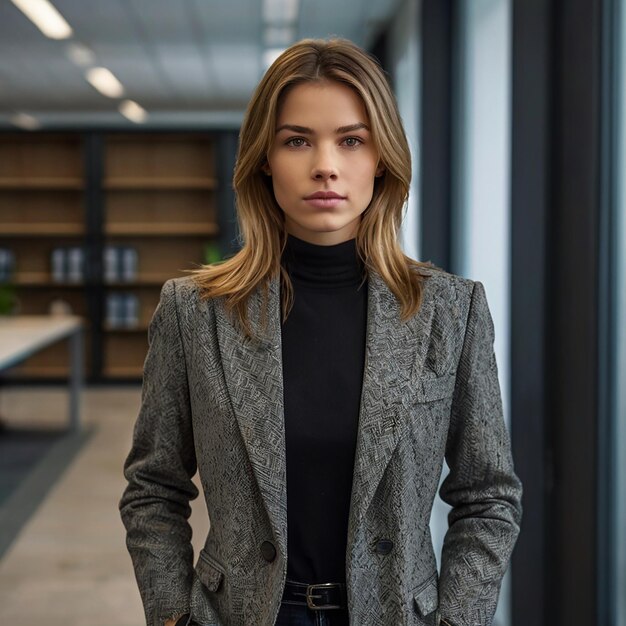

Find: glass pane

[614,3,626,625]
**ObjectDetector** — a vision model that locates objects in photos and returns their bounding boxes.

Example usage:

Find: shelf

[12,273,86,287]
[105,222,218,236]
[103,177,218,190]
[0,178,84,190]
[0,223,85,236]
[12,273,191,287]
[103,365,144,378]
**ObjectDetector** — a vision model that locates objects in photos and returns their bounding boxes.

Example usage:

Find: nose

[311,146,338,181]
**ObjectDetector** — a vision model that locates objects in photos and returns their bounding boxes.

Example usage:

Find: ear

[261,162,272,176]
[375,164,386,177]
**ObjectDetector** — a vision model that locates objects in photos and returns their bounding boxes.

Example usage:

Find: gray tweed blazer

[119,266,522,626]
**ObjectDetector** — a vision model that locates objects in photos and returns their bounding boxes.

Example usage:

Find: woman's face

[265,80,384,246]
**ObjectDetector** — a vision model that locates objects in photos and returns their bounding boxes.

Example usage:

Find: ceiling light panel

[119,99,148,123]
[10,112,41,130]
[86,67,125,98]
[66,42,96,67]
[10,0,73,40]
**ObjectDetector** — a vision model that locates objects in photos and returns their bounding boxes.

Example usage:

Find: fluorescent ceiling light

[86,67,124,98]
[263,0,299,23]
[10,113,41,130]
[263,48,286,71]
[10,0,73,40]
[264,25,295,47]
[66,42,96,67]
[119,100,148,124]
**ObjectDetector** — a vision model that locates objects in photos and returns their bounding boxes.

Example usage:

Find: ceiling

[0,0,400,130]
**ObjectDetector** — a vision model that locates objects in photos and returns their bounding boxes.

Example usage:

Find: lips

[303,191,346,209]
[304,191,346,200]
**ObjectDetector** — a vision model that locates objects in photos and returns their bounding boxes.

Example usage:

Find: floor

[0,386,208,626]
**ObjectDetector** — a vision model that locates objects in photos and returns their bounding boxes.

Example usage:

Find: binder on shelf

[106,292,140,329]
[104,246,138,283]
[50,247,85,283]
[106,293,122,328]
[122,247,138,282]
[104,246,118,283]
[125,293,139,327]
[51,248,66,283]
[0,248,16,282]
[67,247,83,283]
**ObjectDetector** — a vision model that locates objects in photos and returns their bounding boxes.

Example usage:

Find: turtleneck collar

[281,233,365,289]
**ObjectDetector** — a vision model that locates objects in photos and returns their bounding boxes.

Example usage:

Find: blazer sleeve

[437,280,523,626]
[119,279,199,626]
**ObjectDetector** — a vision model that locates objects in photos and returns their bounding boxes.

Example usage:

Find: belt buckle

[306,582,342,610]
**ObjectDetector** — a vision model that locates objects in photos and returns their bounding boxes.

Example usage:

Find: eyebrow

[275,122,370,134]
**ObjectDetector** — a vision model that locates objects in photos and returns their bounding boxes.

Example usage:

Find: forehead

[276,80,369,126]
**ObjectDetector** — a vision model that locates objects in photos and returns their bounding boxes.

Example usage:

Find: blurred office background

[0,1,624,625]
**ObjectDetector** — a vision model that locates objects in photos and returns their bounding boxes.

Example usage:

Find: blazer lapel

[214,275,287,557]
[348,270,438,529]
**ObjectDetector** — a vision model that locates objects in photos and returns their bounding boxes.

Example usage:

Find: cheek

[270,157,299,193]
[353,166,378,200]
[271,174,294,206]
[268,162,299,212]
[351,155,379,184]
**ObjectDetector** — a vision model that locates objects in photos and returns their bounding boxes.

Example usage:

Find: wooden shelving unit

[0,130,233,383]
[0,134,90,379]
[101,133,219,380]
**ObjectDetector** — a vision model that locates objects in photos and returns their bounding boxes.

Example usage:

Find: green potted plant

[0,283,17,316]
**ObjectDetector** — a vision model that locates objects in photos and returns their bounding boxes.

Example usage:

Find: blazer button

[375,539,394,555]
[261,540,277,562]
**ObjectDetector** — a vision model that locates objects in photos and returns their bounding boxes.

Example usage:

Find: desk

[0,316,84,431]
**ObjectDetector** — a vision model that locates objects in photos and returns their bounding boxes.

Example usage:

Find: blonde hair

[189,37,432,337]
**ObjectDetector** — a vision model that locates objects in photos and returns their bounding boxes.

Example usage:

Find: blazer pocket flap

[195,549,224,592]
[413,572,439,617]
[418,373,456,403]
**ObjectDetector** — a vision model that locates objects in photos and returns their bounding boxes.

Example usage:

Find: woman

[119,38,522,626]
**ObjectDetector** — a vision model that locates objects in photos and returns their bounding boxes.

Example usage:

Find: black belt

[282,580,348,610]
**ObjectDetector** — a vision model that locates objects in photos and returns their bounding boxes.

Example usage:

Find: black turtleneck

[280,233,368,585]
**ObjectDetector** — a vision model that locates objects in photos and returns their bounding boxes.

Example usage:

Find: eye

[342,136,363,148]
[285,137,307,148]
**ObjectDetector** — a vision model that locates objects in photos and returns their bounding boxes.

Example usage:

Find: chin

[306,216,358,232]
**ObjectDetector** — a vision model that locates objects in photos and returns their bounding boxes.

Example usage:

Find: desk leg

[69,327,83,432]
